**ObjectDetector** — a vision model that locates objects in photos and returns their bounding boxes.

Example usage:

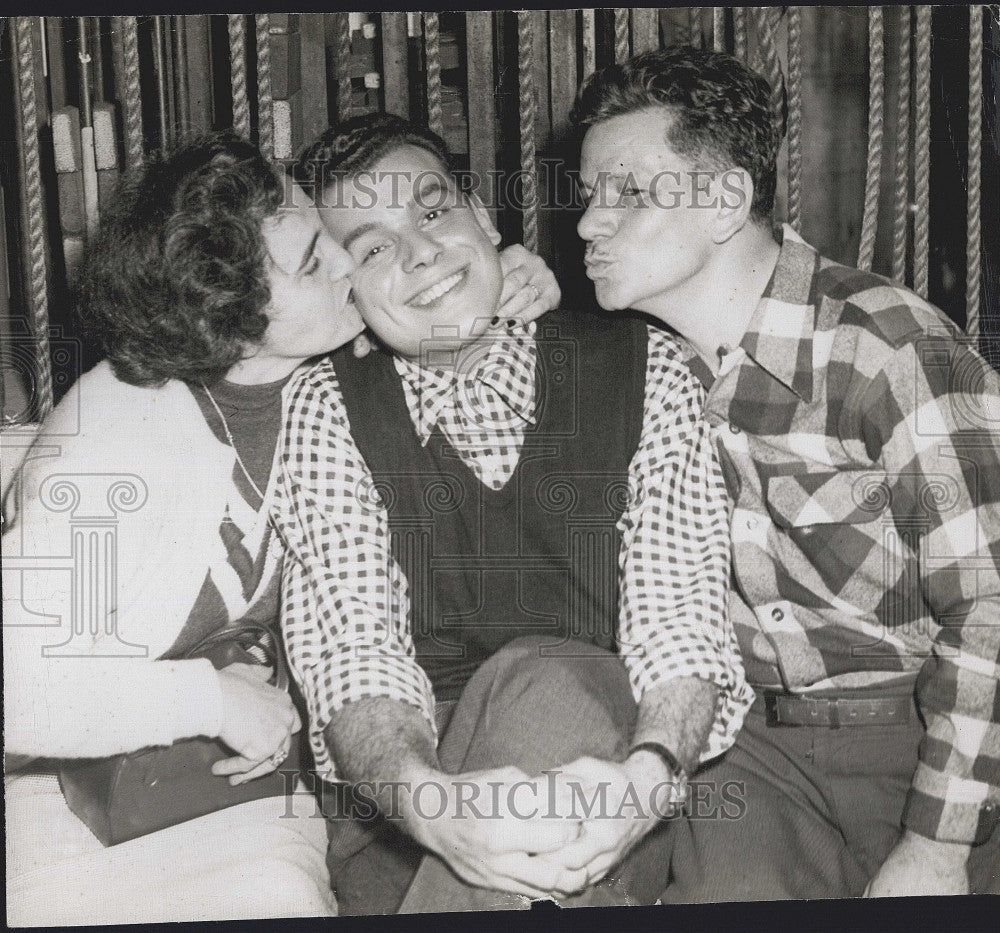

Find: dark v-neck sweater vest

[333,309,648,701]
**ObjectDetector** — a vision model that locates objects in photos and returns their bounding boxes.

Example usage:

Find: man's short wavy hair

[571,46,780,225]
[74,130,284,387]
[292,111,450,198]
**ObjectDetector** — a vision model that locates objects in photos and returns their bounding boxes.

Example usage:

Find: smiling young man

[572,46,1000,899]
[270,113,752,913]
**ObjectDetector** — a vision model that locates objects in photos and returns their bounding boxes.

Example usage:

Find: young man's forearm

[630,676,720,776]
[325,696,441,813]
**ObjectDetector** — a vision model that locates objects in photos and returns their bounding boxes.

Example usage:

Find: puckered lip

[584,255,613,279]
[405,265,470,306]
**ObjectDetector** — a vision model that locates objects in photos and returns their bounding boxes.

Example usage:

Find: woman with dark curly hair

[3,129,557,924]
[2,130,359,923]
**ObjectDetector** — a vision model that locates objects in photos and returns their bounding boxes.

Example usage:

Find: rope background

[755,8,785,151]
[966,4,983,338]
[517,11,538,254]
[734,7,748,62]
[858,6,885,272]
[913,6,932,298]
[336,12,352,120]
[120,16,143,167]
[3,9,995,416]
[255,14,273,161]
[424,12,442,138]
[15,17,53,421]
[787,7,803,232]
[614,9,629,64]
[228,14,250,139]
[892,6,912,284]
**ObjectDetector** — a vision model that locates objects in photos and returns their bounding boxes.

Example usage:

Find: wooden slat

[162,16,177,145]
[299,14,329,144]
[183,15,213,133]
[175,16,191,133]
[92,102,119,209]
[269,16,300,99]
[52,106,86,275]
[273,93,303,161]
[269,15,302,158]
[549,9,577,142]
[381,12,409,118]
[631,8,659,55]
[465,12,496,223]
[91,17,106,101]
[45,17,67,111]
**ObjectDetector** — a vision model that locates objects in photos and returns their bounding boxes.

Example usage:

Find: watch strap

[629,740,688,781]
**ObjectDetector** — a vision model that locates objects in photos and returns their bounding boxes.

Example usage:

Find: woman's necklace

[199,381,266,502]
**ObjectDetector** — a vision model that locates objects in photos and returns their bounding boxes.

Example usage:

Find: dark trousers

[325,636,673,914]
[662,695,1000,902]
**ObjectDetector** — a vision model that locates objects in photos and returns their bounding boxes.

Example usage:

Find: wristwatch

[629,741,689,815]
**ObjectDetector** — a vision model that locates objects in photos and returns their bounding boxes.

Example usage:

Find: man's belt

[753,691,913,728]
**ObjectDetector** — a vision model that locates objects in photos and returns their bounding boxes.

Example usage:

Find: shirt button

[746,516,760,530]
[771,608,785,622]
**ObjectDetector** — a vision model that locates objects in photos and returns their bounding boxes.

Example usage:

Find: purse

[59,620,306,847]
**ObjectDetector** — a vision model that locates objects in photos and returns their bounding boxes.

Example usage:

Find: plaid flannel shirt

[273,322,752,781]
[685,224,1000,845]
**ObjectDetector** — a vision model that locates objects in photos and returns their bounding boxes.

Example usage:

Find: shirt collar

[393,324,538,445]
[735,223,821,403]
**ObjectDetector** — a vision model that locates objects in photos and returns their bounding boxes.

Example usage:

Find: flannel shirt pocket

[765,469,892,529]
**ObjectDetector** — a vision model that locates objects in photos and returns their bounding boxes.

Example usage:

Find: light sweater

[2,361,283,758]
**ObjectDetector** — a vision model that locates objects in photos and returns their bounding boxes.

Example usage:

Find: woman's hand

[496,244,561,329]
[212,663,301,785]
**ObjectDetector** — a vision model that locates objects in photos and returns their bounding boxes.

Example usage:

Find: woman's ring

[271,748,288,767]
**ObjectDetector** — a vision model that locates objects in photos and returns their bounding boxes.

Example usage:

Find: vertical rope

[755,8,785,147]
[787,7,803,232]
[120,15,143,166]
[858,6,885,273]
[734,7,748,62]
[255,14,273,160]
[891,6,912,284]
[423,12,442,137]
[913,6,931,298]
[713,7,726,52]
[517,11,538,253]
[228,14,250,139]
[15,17,53,420]
[614,9,629,64]
[336,13,352,120]
[966,5,983,338]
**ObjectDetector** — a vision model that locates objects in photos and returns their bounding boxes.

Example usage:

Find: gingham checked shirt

[686,224,1000,844]
[273,322,753,781]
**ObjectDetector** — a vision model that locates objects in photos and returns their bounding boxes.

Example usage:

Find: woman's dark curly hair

[571,46,780,225]
[74,130,284,386]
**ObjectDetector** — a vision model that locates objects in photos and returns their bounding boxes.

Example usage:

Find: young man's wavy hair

[292,111,451,201]
[74,130,284,387]
[571,45,780,225]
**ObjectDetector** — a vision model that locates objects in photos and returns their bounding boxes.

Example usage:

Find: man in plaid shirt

[573,46,1000,898]
[273,113,752,912]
